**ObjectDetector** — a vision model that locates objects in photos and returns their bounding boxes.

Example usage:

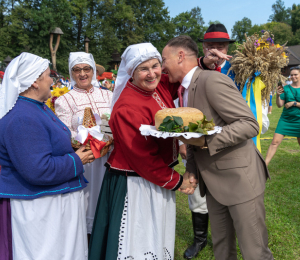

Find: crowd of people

[0,23,298,260]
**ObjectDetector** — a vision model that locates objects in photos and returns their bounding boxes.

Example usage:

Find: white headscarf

[68,52,98,88]
[111,43,162,109]
[0,52,49,119]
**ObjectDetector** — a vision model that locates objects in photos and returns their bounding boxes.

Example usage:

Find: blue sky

[163,0,297,37]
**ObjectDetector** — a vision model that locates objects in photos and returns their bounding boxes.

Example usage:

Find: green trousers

[88,169,127,260]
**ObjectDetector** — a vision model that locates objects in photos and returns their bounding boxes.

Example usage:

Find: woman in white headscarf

[0,52,94,259]
[55,52,113,235]
[89,43,197,260]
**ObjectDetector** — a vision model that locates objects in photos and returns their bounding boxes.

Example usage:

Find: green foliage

[231,17,252,43]
[158,116,185,133]
[158,114,215,134]
[291,29,300,46]
[269,0,291,24]
[291,4,300,33]
[207,20,221,26]
[172,7,206,56]
[0,0,298,77]
[267,1,300,46]
[248,21,299,46]
[0,0,207,73]
[227,43,238,55]
[232,2,300,46]
[126,0,175,52]
[248,24,266,35]
[269,22,294,45]
[187,115,215,134]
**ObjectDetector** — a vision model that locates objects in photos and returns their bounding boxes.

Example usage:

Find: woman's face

[72,63,94,90]
[36,67,53,102]
[132,59,161,92]
[290,69,300,84]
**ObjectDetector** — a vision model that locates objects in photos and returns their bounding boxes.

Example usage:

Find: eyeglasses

[72,66,93,74]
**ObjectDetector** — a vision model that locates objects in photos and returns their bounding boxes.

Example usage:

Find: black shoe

[183,212,208,259]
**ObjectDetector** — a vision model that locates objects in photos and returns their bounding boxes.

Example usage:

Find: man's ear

[178,50,185,64]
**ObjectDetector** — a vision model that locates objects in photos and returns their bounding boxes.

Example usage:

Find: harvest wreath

[229,30,289,103]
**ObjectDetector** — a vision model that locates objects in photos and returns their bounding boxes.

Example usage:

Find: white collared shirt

[181,66,198,107]
[177,66,198,148]
[220,60,226,69]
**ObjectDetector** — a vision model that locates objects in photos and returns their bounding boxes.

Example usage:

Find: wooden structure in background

[49,27,64,71]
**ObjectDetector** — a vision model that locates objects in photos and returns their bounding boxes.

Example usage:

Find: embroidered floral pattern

[119,248,172,260]
[163,247,172,260]
[152,92,167,109]
[55,87,113,138]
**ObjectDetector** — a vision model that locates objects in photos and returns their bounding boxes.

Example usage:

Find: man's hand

[176,136,206,147]
[203,49,232,68]
[179,144,187,159]
[285,101,294,109]
[178,171,198,195]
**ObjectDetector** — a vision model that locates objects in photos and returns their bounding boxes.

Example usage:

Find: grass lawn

[174,96,300,260]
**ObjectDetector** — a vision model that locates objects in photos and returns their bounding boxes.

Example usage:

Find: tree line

[0,0,299,75]
[232,0,300,45]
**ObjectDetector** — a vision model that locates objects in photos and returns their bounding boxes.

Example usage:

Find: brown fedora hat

[199,24,236,43]
[95,64,105,75]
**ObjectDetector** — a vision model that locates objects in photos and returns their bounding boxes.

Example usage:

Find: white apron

[118,176,176,260]
[83,154,108,233]
[11,190,88,260]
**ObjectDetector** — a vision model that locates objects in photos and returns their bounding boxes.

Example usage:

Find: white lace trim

[117,194,128,260]
[139,125,223,139]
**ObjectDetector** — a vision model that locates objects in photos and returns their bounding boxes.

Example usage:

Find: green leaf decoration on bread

[158,115,215,134]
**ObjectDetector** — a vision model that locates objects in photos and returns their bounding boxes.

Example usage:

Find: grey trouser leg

[206,191,274,260]
[188,185,208,214]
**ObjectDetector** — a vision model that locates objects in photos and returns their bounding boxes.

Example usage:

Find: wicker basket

[71,107,113,157]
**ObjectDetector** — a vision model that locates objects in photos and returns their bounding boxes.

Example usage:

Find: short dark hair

[290,66,300,72]
[166,35,198,57]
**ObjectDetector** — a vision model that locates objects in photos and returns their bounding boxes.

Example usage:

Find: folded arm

[204,73,259,156]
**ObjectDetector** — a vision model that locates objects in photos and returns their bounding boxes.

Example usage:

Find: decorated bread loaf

[155,107,203,130]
